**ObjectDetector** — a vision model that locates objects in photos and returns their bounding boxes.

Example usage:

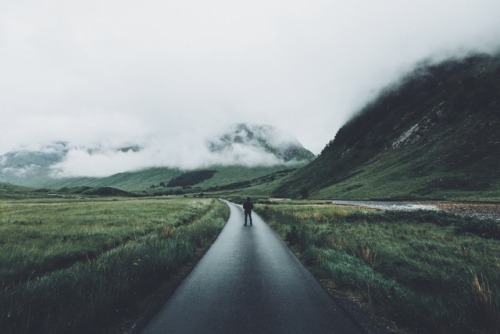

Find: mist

[50,124,298,177]
[2,0,500,176]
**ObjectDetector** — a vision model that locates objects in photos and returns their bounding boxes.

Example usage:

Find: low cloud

[1,0,500,159]
[49,124,299,177]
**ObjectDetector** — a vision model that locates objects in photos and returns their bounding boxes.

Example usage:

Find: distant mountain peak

[208,123,315,163]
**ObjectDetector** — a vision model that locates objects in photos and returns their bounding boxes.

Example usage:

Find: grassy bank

[0,197,229,333]
[258,202,500,333]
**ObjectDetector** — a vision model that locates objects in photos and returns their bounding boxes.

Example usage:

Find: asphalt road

[142,201,363,334]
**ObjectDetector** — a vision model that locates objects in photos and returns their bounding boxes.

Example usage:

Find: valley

[1,52,499,334]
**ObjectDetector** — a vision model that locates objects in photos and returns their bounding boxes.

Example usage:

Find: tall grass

[258,204,500,333]
[0,198,214,283]
[0,198,229,334]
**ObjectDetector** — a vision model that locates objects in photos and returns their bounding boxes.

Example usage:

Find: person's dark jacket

[243,201,253,213]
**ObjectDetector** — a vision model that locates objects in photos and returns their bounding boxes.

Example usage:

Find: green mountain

[0,165,297,198]
[274,53,500,201]
[31,167,183,191]
[46,165,297,194]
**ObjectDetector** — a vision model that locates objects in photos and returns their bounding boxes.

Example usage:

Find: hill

[0,183,37,199]
[274,53,500,201]
[0,164,300,197]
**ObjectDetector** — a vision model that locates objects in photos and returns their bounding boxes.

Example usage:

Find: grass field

[257,202,500,333]
[0,197,229,333]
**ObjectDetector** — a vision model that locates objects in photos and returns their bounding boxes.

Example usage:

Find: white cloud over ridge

[1,0,500,175]
[43,123,310,177]
[50,132,287,177]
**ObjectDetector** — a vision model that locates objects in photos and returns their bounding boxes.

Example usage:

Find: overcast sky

[1,0,500,163]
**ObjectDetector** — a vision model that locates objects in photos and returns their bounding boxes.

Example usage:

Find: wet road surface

[142,201,363,334]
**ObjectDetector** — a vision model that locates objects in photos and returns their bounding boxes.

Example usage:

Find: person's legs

[249,212,252,226]
[244,212,248,226]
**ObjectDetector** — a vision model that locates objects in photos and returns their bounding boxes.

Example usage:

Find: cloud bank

[1,0,500,175]
[49,124,305,177]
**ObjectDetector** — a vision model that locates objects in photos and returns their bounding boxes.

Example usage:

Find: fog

[1,0,500,176]
[51,127,291,177]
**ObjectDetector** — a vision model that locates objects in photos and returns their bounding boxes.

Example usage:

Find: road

[142,201,363,334]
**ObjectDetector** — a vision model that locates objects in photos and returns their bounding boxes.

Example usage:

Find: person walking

[243,197,254,226]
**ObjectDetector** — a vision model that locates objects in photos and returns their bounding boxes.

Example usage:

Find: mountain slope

[274,54,500,200]
[0,183,37,199]
[43,165,297,193]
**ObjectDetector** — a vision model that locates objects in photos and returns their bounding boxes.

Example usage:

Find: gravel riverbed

[331,200,500,221]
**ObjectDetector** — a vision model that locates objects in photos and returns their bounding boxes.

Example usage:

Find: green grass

[258,203,500,333]
[0,197,229,333]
